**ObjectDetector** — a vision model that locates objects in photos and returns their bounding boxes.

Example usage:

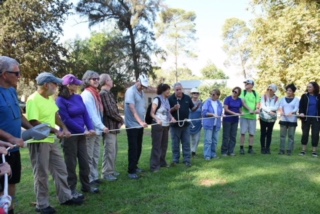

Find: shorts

[0,151,21,189]
[240,118,257,135]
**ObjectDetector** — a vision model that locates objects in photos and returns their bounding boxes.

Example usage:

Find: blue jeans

[204,126,220,159]
[170,126,191,164]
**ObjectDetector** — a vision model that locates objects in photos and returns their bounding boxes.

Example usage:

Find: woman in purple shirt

[56,74,98,198]
[221,87,243,156]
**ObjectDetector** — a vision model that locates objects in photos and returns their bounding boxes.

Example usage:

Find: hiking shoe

[248,149,255,154]
[113,172,120,177]
[312,152,318,157]
[61,197,84,206]
[71,190,85,200]
[128,173,139,180]
[240,148,245,155]
[278,150,285,155]
[286,150,292,156]
[35,206,56,214]
[299,151,306,156]
[104,174,117,182]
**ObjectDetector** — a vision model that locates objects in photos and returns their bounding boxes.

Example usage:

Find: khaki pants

[86,135,102,182]
[28,143,72,209]
[102,133,118,177]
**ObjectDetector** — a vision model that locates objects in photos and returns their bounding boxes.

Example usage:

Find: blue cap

[36,72,63,85]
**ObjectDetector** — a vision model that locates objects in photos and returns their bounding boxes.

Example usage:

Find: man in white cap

[124,74,149,179]
[239,79,261,155]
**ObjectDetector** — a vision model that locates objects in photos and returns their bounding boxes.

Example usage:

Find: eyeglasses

[192,93,199,95]
[232,91,238,94]
[90,78,100,81]
[6,71,21,77]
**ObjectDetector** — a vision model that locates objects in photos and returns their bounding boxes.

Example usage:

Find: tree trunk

[128,25,139,80]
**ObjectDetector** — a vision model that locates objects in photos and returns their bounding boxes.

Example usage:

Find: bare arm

[21,114,33,129]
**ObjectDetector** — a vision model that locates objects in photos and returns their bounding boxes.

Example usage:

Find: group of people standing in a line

[0,54,319,214]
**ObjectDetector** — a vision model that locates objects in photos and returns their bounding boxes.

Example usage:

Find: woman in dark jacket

[298,82,320,157]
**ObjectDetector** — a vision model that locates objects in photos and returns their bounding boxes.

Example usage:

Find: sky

[62,0,255,78]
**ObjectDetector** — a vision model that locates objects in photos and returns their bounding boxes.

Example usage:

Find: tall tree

[251,0,320,94]
[156,8,197,82]
[76,0,162,80]
[0,0,72,80]
[222,18,251,79]
[201,62,229,79]
[65,31,131,95]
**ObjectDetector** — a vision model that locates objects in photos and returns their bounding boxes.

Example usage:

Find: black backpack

[145,97,161,124]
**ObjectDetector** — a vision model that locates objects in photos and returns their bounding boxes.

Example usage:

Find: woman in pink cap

[56,74,99,199]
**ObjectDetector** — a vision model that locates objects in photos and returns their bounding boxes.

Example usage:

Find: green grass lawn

[15,124,320,214]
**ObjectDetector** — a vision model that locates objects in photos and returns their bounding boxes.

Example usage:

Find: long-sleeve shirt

[259,95,280,122]
[81,89,106,132]
[56,94,94,134]
[279,97,299,125]
[100,89,123,134]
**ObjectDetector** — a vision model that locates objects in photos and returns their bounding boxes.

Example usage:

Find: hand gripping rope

[0,124,51,214]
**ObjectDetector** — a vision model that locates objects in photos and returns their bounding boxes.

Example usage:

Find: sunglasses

[192,93,199,95]
[232,91,238,94]
[6,71,21,77]
[90,78,100,81]
[212,94,220,96]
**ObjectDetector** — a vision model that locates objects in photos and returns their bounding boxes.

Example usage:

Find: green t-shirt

[240,90,261,120]
[26,91,58,143]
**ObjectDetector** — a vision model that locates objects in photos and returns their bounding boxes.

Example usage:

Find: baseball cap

[62,74,83,86]
[244,79,254,85]
[268,84,278,92]
[139,74,149,87]
[36,72,62,85]
[190,87,199,93]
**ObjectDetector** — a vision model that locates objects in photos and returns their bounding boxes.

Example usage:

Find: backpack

[243,89,256,98]
[145,97,161,125]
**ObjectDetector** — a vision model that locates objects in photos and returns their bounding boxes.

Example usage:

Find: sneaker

[248,149,255,154]
[192,152,196,157]
[160,164,170,168]
[240,148,245,155]
[278,150,285,155]
[151,169,160,173]
[61,197,84,206]
[312,152,318,157]
[113,172,120,177]
[265,149,271,155]
[261,147,266,154]
[90,179,103,185]
[205,157,211,161]
[222,153,228,157]
[185,162,192,167]
[71,190,85,200]
[128,173,139,180]
[229,153,236,156]
[82,187,100,194]
[104,174,117,182]
[170,162,179,167]
[286,150,292,156]
[136,168,144,173]
[299,151,306,156]
[35,206,56,214]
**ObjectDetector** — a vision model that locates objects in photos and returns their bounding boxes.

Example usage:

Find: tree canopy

[251,0,320,94]
[201,62,229,79]
[156,8,197,82]
[76,0,163,80]
[0,0,72,80]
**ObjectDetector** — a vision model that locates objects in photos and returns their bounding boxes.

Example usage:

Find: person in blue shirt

[298,82,320,157]
[0,56,33,214]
